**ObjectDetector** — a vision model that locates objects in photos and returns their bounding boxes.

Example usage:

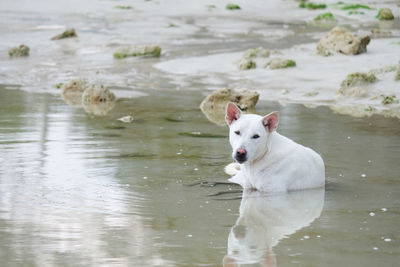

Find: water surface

[0,86,399,266]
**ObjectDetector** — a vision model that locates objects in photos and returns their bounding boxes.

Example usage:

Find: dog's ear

[262,111,279,132]
[226,102,242,126]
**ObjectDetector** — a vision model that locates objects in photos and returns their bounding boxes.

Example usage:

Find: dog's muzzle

[234,148,247,163]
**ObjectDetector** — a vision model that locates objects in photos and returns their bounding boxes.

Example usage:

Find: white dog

[224,102,325,192]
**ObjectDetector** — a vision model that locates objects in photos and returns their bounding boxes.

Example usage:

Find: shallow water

[0,86,399,266]
[1,0,400,265]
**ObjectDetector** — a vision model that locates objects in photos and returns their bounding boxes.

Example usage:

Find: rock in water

[8,44,30,57]
[266,58,296,69]
[61,79,116,116]
[242,47,271,59]
[376,8,394,21]
[317,26,370,56]
[82,85,116,116]
[236,58,256,70]
[51,28,78,40]
[114,45,161,59]
[337,72,377,97]
[200,88,259,125]
[61,78,92,106]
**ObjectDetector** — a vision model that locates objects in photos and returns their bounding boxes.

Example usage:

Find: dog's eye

[252,134,260,139]
[234,130,240,135]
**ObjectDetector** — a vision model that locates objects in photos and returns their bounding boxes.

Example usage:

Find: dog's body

[225,103,325,192]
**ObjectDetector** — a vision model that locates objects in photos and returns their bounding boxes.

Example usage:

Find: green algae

[104,125,126,130]
[226,3,241,10]
[55,83,64,89]
[299,1,327,9]
[348,11,365,15]
[381,95,398,105]
[340,4,373,10]
[340,72,377,88]
[314,12,335,21]
[8,44,30,57]
[284,59,296,68]
[51,28,77,40]
[267,58,297,69]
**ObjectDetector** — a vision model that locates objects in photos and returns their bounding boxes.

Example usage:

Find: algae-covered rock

[200,88,259,125]
[314,12,335,22]
[61,78,92,106]
[340,72,377,88]
[236,58,256,70]
[299,1,326,9]
[243,47,270,58]
[381,95,398,105]
[114,45,161,59]
[226,3,241,10]
[51,28,78,40]
[337,72,377,97]
[317,26,370,56]
[82,85,116,116]
[8,44,30,57]
[266,58,296,69]
[376,8,394,20]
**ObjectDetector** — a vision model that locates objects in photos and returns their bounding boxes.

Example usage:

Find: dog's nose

[235,148,247,163]
[237,148,246,156]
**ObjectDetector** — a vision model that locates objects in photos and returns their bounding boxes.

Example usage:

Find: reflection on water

[224,189,324,267]
[0,86,399,267]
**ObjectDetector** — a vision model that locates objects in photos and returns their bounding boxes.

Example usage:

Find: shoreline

[0,0,399,118]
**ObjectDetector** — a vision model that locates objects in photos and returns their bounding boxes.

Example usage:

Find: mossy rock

[266,58,296,69]
[237,58,256,70]
[242,47,270,59]
[61,78,92,107]
[82,85,116,116]
[381,95,398,105]
[226,3,241,10]
[299,1,327,10]
[314,12,335,21]
[51,28,77,40]
[8,44,30,57]
[114,45,161,59]
[376,8,394,20]
[200,88,259,126]
[317,26,370,56]
[340,72,377,88]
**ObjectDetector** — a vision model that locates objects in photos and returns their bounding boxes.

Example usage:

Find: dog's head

[225,102,279,164]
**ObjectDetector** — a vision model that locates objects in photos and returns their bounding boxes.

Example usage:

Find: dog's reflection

[223,188,325,267]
